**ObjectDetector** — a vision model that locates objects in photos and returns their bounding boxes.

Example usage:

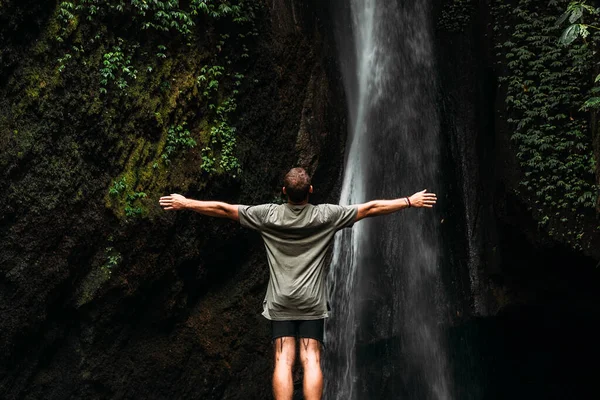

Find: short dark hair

[284,168,311,203]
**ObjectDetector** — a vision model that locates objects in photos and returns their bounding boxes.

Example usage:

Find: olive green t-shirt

[238,203,358,320]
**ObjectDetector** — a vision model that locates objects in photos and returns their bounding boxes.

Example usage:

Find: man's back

[238,203,357,320]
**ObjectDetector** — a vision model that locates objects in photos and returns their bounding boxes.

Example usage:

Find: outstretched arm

[355,189,437,222]
[159,193,239,221]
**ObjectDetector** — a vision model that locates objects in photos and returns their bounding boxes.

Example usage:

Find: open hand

[159,193,188,210]
[409,189,437,208]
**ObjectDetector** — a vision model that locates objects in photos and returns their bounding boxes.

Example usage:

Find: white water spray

[325,1,452,399]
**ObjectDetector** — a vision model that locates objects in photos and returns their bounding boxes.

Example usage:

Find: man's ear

[282,186,287,195]
[309,185,313,194]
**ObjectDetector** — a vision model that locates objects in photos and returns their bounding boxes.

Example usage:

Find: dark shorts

[271,319,325,344]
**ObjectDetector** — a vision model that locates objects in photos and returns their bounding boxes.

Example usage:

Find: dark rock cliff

[435,0,600,398]
[0,1,345,399]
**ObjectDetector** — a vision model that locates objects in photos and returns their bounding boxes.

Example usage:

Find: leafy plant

[195,60,244,177]
[161,123,197,165]
[554,0,599,45]
[101,246,122,277]
[109,176,127,196]
[493,0,598,246]
[201,95,241,176]
[554,0,600,110]
[56,1,77,42]
[197,64,225,99]
[108,176,147,217]
[99,38,138,93]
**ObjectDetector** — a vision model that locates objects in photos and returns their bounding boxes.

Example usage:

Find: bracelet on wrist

[406,197,411,208]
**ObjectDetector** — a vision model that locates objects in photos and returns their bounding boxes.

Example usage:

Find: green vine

[198,64,225,100]
[201,96,241,175]
[555,0,600,110]
[494,0,598,248]
[99,38,138,93]
[161,123,197,165]
[197,63,242,176]
[101,246,122,277]
[109,176,147,218]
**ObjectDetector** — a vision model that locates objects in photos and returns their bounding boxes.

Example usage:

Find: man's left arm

[159,193,239,221]
[355,189,437,222]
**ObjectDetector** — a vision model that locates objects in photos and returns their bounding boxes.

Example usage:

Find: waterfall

[325,1,451,399]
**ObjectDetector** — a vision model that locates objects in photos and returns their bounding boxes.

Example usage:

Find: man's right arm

[159,193,239,221]
[355,190,437,222]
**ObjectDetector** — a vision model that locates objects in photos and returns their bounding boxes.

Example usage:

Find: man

[159,167,437,400]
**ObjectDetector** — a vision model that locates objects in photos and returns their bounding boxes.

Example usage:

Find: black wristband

[406,197,411,208]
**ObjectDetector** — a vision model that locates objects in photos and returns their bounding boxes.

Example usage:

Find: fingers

[159,196,175,211]
[159,194,181,201]
[412,190,437,208]
[425,197,437,205]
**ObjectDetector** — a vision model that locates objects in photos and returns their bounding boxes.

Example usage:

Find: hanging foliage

[494,0,598,249]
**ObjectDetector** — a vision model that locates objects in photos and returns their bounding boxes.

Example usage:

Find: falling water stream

[325,1,451,399]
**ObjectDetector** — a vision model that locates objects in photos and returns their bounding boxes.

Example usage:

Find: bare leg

[273,336,296,400]
[299,338,323,400]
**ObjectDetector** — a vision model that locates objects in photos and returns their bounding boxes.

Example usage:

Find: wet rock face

[435,0,600,313]
[434,0,600,398]
[0,1,346,399]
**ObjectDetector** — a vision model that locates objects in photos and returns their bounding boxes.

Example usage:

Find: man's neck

[287,199,309,206]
